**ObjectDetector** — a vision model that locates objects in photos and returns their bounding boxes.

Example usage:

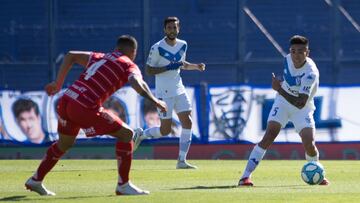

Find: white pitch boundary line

[243,6,286,57]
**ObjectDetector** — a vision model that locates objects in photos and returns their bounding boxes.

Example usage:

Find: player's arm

[45,51,91,95]
[145,61,185,75]
[277,89,308,109]
[181,61,206,71]
[146,64,169,75]
[129,74,167,112]
[272,73,308,109]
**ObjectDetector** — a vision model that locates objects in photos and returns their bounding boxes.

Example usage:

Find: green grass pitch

[1,160,359,202]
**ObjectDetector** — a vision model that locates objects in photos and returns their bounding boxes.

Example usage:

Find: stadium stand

[0,0,359,90]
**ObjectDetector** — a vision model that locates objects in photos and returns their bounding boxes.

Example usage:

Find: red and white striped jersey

[64,51,142,108]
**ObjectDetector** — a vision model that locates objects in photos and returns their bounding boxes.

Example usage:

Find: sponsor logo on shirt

[72,84,87,93]
[65,89,79,100]
[83,126,96,135]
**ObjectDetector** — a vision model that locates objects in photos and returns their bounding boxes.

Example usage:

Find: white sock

[305,153,319,162]
[178,128,192,161]
[241,145,266,179]
[143,127,162,139]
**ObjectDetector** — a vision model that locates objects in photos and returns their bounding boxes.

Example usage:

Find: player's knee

[122,128,134,142]
[160,126,171,135]
[182,118,192,129]
[116,134,132,143]
[304,142,316,152]
[111,127,134,142]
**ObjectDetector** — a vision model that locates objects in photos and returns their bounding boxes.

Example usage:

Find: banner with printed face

[208,85,359,143]
[0,87,200,144]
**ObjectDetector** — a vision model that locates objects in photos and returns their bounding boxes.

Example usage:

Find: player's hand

[166,61,183,70]
[197,63,206,71]
[182,61,205,71]
[45,81,61,96]
[271,73,281,91]
[156,100,167,113]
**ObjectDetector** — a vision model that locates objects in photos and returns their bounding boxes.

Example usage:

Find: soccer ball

[301,161,325,185]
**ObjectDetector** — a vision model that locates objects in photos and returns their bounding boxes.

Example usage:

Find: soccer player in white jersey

[238,35,330,186]
[133,16,205,169]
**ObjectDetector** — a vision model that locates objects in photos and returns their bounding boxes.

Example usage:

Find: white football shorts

[158,93,192,119]
[267,95,315,133]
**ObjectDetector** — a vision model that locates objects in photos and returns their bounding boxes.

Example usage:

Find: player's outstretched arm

[129,74,167,112]
[45,51,91,96]
[181,61,206,71]
[271,73,308,109]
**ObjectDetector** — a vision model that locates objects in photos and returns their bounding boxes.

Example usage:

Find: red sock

[116,141,133,185]
[33,142,65,181]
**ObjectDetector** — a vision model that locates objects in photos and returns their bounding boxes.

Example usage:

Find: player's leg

[134,98,174,150]
[299,128,330,185]
[133,119,172,151]
[239,98,287,186]
[174,93,196,169]
[299,128,318,161]
[238,121,281,186]
[110,126,149,195]
[293,107,329,185]
[141,116,173,140]
[291,107,317,161]
[97,109,148,195]
[143,97,174,138]
[25,97,79,196]
[176,110,197,169]
[25,133,77,196]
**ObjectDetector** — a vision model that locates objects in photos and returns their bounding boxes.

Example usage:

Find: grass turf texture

[0,160,359,202]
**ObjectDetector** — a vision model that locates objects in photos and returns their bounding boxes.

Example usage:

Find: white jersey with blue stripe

[280,54,319,109]
[146,38,187,98]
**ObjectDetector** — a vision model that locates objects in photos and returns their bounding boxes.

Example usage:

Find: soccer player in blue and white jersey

[133,16,205,169]
[238,35,330,186]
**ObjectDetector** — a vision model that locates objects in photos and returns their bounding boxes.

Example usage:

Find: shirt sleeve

[127,64,143,80]
[299,72,317,95]
[146,44,160,67]
[181,42,187,62]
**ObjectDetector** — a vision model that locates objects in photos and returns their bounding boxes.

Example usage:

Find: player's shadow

[0,195,113,202]
[171,185,238,190]
[0,195,27,201]
[254,184,309,189]
[172,184,308,190]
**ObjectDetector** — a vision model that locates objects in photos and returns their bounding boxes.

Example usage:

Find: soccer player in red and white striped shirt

[25,35,167,196]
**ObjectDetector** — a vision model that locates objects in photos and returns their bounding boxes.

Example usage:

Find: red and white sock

[116,141,133,185]
[32,142,65,181]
